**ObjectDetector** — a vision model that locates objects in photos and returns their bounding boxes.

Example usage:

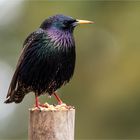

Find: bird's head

[40,14,94,32]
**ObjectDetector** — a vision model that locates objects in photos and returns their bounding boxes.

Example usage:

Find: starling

[4,14,94,107]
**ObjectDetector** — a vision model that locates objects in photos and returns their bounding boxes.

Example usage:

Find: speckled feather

[5,15,76,103]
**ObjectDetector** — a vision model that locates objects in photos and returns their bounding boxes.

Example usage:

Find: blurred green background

[1,0,140,139]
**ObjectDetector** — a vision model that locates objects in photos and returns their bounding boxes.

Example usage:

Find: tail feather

[5,38,31,104]
[4,98,13,103]
[4,65,26,104]
[4,90,25,104]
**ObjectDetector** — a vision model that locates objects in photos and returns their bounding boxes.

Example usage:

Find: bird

[4,14,94,108]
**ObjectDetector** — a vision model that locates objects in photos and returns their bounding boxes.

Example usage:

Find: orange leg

[35,95,49,108]
[35,96,39,108]
[53,92,63,105]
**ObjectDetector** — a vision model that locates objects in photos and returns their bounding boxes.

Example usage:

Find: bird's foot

[34,102,50,110]
[58,100,63,105]
[34,95,50,109]
[36,106,42,111]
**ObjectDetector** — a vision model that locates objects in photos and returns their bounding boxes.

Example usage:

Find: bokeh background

[1,0,140,139]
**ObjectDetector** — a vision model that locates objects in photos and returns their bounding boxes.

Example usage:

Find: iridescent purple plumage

[5,14,76,104]
[4,14,93,106]
[47,29,75,48]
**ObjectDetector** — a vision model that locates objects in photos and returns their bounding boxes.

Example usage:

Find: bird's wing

[6,29,45,99]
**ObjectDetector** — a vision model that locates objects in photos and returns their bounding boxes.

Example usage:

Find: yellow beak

[76,19,95,24]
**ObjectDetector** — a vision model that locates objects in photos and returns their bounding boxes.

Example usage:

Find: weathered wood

[29,105,75,140]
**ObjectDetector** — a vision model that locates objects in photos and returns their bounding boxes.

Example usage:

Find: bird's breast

[19,29,76,94]
[47,29,75,48]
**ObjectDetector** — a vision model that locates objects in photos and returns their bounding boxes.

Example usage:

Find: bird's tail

[4,63,26,104]
[4,90,25,104]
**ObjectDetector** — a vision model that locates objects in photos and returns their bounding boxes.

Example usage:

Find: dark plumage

[4,14,94,106]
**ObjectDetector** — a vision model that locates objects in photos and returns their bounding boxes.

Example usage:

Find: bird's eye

[63,20,76,27]
[63,21,69,26]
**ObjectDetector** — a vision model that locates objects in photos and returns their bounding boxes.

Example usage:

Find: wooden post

[29,105,75,140]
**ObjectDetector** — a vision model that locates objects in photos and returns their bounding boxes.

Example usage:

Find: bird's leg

[53,92,63,105]
[35,95,39,108]
[35,94,49,108]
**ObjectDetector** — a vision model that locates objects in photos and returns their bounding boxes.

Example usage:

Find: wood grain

[29,106,75,140]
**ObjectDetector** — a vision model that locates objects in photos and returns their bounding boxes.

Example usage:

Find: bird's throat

[47,29,75,48]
